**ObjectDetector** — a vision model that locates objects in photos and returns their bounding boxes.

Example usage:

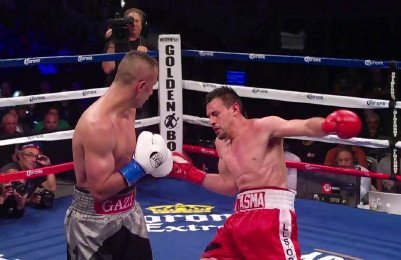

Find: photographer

[0,141,56,211]
[0,171,27,218]
[102,8,153,120]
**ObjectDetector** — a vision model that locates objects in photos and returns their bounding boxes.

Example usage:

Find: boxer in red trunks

[169,86,362,259]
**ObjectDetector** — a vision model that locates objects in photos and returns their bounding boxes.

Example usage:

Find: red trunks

[202,188,300,260]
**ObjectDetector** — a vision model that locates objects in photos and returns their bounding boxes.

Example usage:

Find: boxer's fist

[322,110,362,139]
[120,131,173,186]
[169,152,206,185]
[135,131,173,178]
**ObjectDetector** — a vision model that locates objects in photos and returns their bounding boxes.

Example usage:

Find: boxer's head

[205,86,246,140]
[115,50,158,107]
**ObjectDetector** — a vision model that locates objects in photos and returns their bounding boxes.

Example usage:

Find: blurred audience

[334,145,373,203]
[332,68,364,97]
[363,68,389,99]
[378,154,401,194]
[34,106,71,133]
[289,140,331,164]
[360,111,388,163]
[0,80,13,98]
[325,144,368,169]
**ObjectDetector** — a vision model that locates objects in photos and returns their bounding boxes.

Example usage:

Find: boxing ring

[1,34,401,259]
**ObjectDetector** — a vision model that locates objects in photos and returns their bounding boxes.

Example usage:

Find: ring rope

[181,50,398,69]
[0,162,73,184]
[0,53,398,110]
[1,50,395,69]
[0,85,159,108]
[0,51,158,68]
[182,144,401,181]
[0,117,160,147]
[1,142,397,184]
[0,114,392,149]
[184,80,390,109]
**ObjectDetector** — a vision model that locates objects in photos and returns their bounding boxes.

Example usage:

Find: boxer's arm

[84,125,128,202]
[268,110,361,139]
[169,152,237,196]
[202,162,238,196]
[267,116,325,138]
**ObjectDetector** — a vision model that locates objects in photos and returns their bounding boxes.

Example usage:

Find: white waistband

[234,188,295,212]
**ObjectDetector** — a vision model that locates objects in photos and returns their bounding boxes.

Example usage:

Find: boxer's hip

[234,187,295,212]
[65,186,150,258]
[70,186,137,215]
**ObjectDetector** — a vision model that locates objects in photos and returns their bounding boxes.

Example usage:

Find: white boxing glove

[134,131,173,178]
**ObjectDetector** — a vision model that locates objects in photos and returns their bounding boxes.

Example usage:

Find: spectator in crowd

[5,107,23,133]
[378,154,401,194]
[289,139,331,164]
[0,142,56,210]
[324,144,368,169]
[332,68,364,97]
[0,112,19,137]
[287,139,333,199]
[5,106,34,134]
[102,7,153,120]
[59,82,88,127]
[16,105,35,134]
[42,112,59,132]
[34,106,70,133]
[363,68,389,99]
[0,112,23,167]
[35,108,74,172]
[39,80,53,94]
[362,112,386,140]
[334,145,372,203]
[360,112,387,173]
[0,80,13,98]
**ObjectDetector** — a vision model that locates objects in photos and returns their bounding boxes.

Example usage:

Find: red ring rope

[1,145,399,184]
[0,162,74,184]
[182,144,401,181]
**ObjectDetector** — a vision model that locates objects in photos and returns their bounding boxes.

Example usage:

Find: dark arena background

[1,1,401,259]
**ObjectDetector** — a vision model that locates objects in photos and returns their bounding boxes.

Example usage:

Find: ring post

[158,34,183,152]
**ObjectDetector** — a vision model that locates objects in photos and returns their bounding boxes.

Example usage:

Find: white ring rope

[0,84,159,108]
[0,117,160,146]
[184,80,390,109]
[1,114,392,150]
[0,83,395,149]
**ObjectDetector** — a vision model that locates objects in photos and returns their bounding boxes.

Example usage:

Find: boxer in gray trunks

[65,51,172,260]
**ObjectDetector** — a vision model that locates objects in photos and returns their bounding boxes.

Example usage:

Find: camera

[108,13,133,43]
[33,190,55,209]
[10,181,27,196]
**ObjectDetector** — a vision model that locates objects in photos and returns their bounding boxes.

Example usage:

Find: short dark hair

[115,50,158,84]
[204,86,245,115]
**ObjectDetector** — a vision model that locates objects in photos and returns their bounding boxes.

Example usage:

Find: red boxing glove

[169,152,206,185]
[322,110,362,139]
